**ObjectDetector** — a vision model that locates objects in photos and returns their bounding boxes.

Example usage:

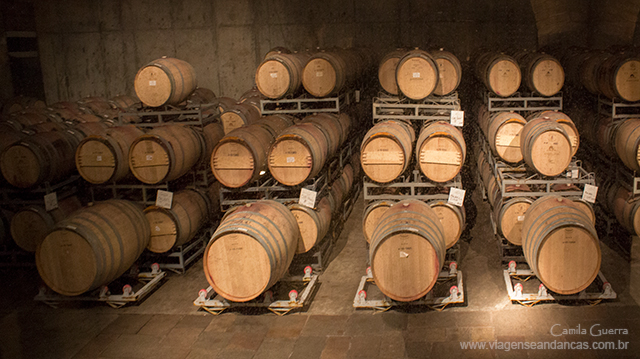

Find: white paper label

[155,226,161,232]
[96,155,102,162]
[412,72,420,78]
[286,156,295,163]
[270,72,278,78]
[155,190,173,209]
[450,110,464,127]
[149,80,156,86]
[44,192,58,212]
[571,169,579,179]
[399,251,409,258]
[299,188,317,208]
[517,215,525,222]
[146,155,153,161]
[582,184,598,204]
[355,90,361,103]
[316,71,323,77]
[447,187,466,207]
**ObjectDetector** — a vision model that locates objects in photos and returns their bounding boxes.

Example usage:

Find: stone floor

[0,188,639,359]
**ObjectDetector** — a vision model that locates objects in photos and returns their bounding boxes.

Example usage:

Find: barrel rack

[259,89,358,115]
[372,92,461,122]
[194,267,318,316]
[34,263,166,308]
[363,171,462,202]
[353,265,464,311]
[503,261,616,307]
[139,226,215,274]
[597,95,640,119]
[117,102,218,128]
[484,91,563,112]
[0,175,80,206]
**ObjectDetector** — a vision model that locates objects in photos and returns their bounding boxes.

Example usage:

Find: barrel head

[1,145,41,188]
[135,66,172,107]
[256,60,291,99]
[211,141,255,188]
[76,138,117,184]
[129,139,170,184]
[145,209,178,253]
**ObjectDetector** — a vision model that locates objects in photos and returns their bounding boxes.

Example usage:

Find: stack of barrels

[254,47,373,100]
[475,51,564,97]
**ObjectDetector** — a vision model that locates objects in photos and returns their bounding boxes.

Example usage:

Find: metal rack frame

[372,92,461,122]
[259,90,357,115]
[194,268,318,316]
[353,266,464,311]
[117,103,217,128]
[597,96,640,119]
[89,181,170,205]
[140,226,214,274]
[503,262,616,306]
[363,171,462,202]
[0,175,80,206]
[34,264,166,309]
[484,92,563,112]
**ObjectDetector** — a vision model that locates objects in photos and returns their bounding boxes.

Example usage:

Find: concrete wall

[34,0,539,103]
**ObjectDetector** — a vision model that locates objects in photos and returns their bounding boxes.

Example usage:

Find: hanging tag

[299,188,317,208]
[450,110,464,127]
[582,184,598,204]
[156,190,173,209]
[44,192,58,211]
[447,187,466,207]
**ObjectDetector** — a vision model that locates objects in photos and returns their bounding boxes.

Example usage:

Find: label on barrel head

[447,188,465,207]
[316,71,323,77]
[421,150,461,165]
[96,155,102,162]
[44,192,58,212]
[156,190,174,209]
[299,188,317,208]
[149,80,156,86]
[412,72,420,78]
[146,155,153,161]
[450,110,464,127]
[582,184,598,204]
[270,72,278,78]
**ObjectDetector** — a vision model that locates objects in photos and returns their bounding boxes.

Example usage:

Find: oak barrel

[10,196,82,252]
[220,102,261,135]
[289,196,332,253]
[256,52,311,99]
[145,189,209,253]
[302,50,354,97]
[597,54,640,102]
[36,200,150,296]
[360,120,415,183]
[203,200,299,302]
[416,121,466,182]
[378,49,406,95]
[134,57,196,107]
[516,52,564,96]
[75,125,144,184]
[396,49,439,100]
[431,49,462,96]
[476,53,521,97]
[522,196,601,295]
[477,154,500,207]
[520,118,572,176]
[369,199,446,302]
[614,118,640,172]
[528,110,579,156]
[428,200,465,248]
[495,197,533,245]
[607,182,640,236]
[129,124,203,184]
[362,200,395,244]
[478,108,526,163]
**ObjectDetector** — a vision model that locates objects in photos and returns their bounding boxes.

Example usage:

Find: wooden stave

[430,49,462,96]
[519,52,565,96]
[362,200,395,244]
[289,196,332,254]
[597,54,640,102]
[415,121,466,183]
[256,114,295,138]
[378,49,406,95]
[36,199,150,296]
[614,118,640,172]
[395,49,439,100]
[134,57,197,107]
[369,199,446,302]
[476,53,522,97]
[427,200,465,249]
[2,96,47,117]
[522,196,601,295]
[256,52,311,99]
[527,110,580,157]
[301,113,346,157]
[479,108,527,163]
[520,118,573,177]
[360,120,415,184]
[220,102,261,135]
[495,196,534,245]
[477,154,500,207]
[302,51,348,97]
[607,182,640,235]
[203,200,299,302]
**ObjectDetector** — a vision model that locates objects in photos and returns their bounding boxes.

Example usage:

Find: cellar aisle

[0,189,639,358]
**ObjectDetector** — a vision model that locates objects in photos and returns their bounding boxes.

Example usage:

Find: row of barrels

[377,48,462,99]
[203,157,360,302]
[475,51,565,97]
[477,108,579,177]
[360,120,466,183]
[562,49,640,103]
[255,47,373,99]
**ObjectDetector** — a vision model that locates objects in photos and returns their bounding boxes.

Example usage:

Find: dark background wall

[1,0,639,103]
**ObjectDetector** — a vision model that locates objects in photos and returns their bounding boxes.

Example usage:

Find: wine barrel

[129,124,203,184]
[607,182,640,236]
[187,88,217,106]
[2,112,50,131]
[572,198,596,225]
[268,122,328,186]
[203,200,299,302]
[216,97,237,114]
[378,49,406,95]
[362,200,394,244]
[520,118,572,176]
[211,117,289,188]
[0,129,25,155]
[199,122,225,164]
[78,97,119,119]
[428,200,465,248]
[134,57,197,107]
[395,49,439,100]
[75,125,145,184]
[495,197,533,245]
[431,49,462,96]
[522,196,601,295]
[36,200,150,296]
[1,130,80,188]
[145,189,209,253]
[477,154,500,207]
[581,52,611,94]
[476,53,521,97]
[597,54,640,102]
[302,50,361,98]
[22,122,67,135]
[220,102,261,135]
[416,121,466,182]
[360,120,415,183]
[478,108,526,163]
[2,96,46,117]
[528,110,579,156]
[516,52,565,96]
[614,118,640,172]
[289,196,332,253]
[256,52,311,99]
[369,199,446,302]
[109,95,140,111]
[301,113,347,156]
[10,196,82,252]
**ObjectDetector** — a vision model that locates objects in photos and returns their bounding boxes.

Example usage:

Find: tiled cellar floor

[1,189,639,359]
